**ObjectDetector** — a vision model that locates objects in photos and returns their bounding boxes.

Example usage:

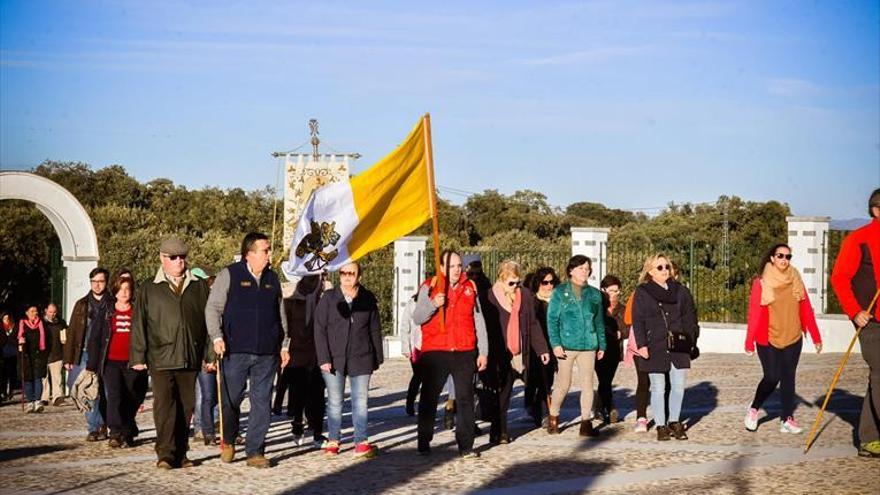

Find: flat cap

[159,237,189,257]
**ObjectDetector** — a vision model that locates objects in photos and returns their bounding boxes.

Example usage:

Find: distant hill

[831,218,869,231]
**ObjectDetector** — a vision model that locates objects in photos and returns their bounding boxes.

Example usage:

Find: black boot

[657,425,671,441]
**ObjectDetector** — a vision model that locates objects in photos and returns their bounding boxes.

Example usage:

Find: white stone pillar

[392,236,428,355]
[62,258,97,321]
[571,227,610,288]
[787,216,831,313]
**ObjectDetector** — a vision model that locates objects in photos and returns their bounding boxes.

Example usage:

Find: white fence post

[390,236,428,357]
[786,216,831,313]
[571,227,610,288]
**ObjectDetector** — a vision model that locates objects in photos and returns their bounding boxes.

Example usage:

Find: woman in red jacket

[744,243,822,434]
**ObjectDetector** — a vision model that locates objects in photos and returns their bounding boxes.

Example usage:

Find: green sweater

[547,281,606,352]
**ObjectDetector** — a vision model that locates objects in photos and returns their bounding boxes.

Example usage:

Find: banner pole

[423,113,445,331]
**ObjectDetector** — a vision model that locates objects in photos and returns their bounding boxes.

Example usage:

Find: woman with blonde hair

[547,255,606,437]
[744,243,821,434]
[631,253,699,441]
[483,260,550,443]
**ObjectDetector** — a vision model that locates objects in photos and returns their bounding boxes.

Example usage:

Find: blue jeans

[193,370,218,436]
[649,364,687,426]
[24,379,43,402]
[323,371,371,444]
[68,351,105,433]
[220,353,277,456]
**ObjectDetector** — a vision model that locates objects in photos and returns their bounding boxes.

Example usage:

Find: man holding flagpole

[411,249,488,459]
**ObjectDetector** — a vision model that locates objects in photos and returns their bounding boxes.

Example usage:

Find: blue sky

[1,0,878,219]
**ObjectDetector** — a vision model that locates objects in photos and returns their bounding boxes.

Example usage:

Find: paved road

[0,353,876,494]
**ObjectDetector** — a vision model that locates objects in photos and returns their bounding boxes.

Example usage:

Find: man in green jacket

[130,237,211,470]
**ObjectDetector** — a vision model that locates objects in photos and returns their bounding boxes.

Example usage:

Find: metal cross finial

[309,119,320,162]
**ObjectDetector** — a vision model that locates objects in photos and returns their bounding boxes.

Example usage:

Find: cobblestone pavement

[0,354,877,494]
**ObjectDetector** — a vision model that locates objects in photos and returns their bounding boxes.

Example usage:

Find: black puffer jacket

[631,280,699,373]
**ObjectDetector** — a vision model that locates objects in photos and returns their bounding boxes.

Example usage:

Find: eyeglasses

[163,254,187,261]
[340,270,357,277]
[655,264,671,271]
[507,280,521,287]
[774,253,793,260]
[539,279,556,286]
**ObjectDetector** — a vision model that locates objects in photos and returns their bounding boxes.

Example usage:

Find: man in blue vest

[206,232,290,468]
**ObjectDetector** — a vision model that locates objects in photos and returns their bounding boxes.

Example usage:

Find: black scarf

[641,279,680,304]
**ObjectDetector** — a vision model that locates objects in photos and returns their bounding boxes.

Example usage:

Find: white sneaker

[635,417,648,433]
[25,401,35,413]
[291,434,303,446]
[780,417,802,434]
[34,401,44,413]
[744,407,758,431]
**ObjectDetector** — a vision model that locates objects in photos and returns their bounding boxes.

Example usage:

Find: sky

[1,0,878,220]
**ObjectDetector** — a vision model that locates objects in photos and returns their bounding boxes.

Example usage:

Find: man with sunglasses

[130,238,211,469]
[64,266,111,442]
[205,232,290,468]
[831,188,880,458]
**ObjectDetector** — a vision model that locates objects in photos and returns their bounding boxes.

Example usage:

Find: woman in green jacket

[547,255,606,437]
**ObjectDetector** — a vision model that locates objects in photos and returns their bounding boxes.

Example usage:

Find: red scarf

[492,283,522,356]
[18,317,46,351]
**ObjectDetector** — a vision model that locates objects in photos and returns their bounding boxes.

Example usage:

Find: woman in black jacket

[483,261,550,444]
[315,262,383,458]
[631,253,699,442]
[87,276,148,447]
[523,267,559,426]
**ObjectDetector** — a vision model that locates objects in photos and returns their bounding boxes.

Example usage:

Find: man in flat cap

[130,237,211,469]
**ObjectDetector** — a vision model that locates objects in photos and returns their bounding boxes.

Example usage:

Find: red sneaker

[323,440,340,457]
[354,442,377,459]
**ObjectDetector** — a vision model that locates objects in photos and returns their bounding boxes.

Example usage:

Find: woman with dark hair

[315,261,383,458]
[744,243,821,434]
[524,267,559,426]
[547,255,606,437]
[482,260,550,444]
[632,253,699,441]
[1,312,19,403]
[87,276,148,447]
[594,274,626,424]
[18,305,49,413]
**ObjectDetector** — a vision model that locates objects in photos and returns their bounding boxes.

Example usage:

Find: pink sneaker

[323,440,340,456]
[354,442,377,459]
[635,417,648,433]
[744,407,759,431]
[780,417,802,434]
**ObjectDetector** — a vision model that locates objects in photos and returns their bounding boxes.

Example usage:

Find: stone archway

[0,171,99,319]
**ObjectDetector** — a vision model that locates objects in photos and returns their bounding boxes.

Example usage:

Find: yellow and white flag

[282,117,433,277]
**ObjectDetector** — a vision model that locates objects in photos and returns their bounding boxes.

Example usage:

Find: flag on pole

[282,117,433,277]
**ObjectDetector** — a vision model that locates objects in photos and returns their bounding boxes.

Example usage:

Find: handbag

[659,302,696,356]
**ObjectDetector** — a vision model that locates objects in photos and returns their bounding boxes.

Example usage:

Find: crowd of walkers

[1,188,878,465]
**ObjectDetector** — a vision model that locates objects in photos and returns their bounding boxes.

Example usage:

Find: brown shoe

[579,420,599,438]
[85,432,100,442]
[669,421,688,440]
[179,457,195,469]
[220,445,235,463]
[95,425,109,441]
[246,454,271,469]
[657,425,671,441]
[547,415,560,434]
[156,459,173,470]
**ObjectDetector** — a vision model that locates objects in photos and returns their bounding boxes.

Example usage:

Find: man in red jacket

[412,249,488,459]
[830,188,880,458]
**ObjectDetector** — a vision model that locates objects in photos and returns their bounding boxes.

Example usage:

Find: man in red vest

[412,249,488,458]
[831,188,880,458]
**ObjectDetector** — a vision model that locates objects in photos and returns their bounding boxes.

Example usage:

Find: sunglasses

[508,280,521,287]
[339,270,357,277]
[774,253,793,260]
[655,264,671,271]
[539,279,556,286]
[164,254,187,261]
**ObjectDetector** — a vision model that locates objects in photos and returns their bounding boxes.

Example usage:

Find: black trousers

[523,352,553,416]
[149,369,197,464]
[0,356,18,399]
[406,359,422,410]
[417,351,477,454]
[594,355,620,414]
[289,364,325,439]
[752,338,803,419]
[492,363,518,438]
[102,360,148,439]
[273,367,295,414]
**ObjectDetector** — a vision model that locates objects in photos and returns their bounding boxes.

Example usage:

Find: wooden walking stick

[216,353,225,451]
[804,289,880,454]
